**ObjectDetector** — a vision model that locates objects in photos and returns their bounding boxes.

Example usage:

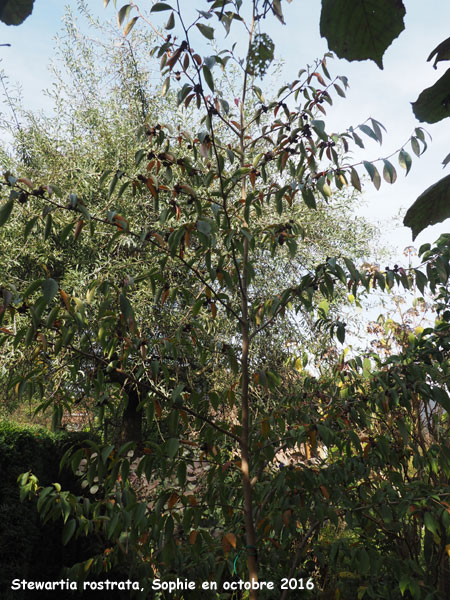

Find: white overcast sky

[0,0,449,259]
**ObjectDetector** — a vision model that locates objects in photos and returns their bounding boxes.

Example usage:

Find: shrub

[0,421,99,600]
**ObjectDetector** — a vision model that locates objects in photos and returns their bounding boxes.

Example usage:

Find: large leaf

[403,174,450,240]
[0,199,14,227]
[320,0,406,69]
[412,68,450,124]
[0,0,35,25]
[61,518,77,546]
[427,36,450,69]
[42,278,58,304]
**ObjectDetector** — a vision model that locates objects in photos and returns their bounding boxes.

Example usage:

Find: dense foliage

[0,422,101,600]
[0,1,449,599]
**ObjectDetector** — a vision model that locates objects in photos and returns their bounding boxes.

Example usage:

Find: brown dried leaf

[222,532,237,553]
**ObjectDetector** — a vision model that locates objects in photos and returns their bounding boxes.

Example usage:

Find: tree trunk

[120,386,142,443]
[108,368,143,443]
[241,235,258,597]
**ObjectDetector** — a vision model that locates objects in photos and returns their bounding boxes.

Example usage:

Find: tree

[2,1,450,598]
[0,2,379,431]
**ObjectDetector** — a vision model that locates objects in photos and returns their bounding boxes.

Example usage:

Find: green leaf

[37,486,53,512]
[101,444,115,464]
[197,219,211,235]
[117,4,131,27]
[358,548,370,574]
[363,161,381,190]
[320,0,406,69]
[0,199,14,227]
[432,386,450,413]
[0,0,35,26]
[311,119,328,142]
[302,188,316,209]
[403,174,450,240]
[108,173,118,198]
[362,357,371,377]
[410,137,421,157]
[202,65,214,92]
[382,159,397,184]
[24,216,39,241]
[359,124,379,143]
[398,149,412,175]
[344,257,358,281]
[272,0,285,24]
[427,37,450,69]
[62,518,77,546]
[399,576,409,596]
[44,213,53,240]
[118,441,136,457]
[150,2,172,12]
[124,16,139,36]
[357,586,368,600]
[42,278,58,304]
[370,118,386,143]
[196,23,214,40]
[165,11,175,30]
[414,269,427,295]
[119,294,133,321]
[99,169,113,186]
[350,168,361,192]
[443,152,450,168]
[161,76,170,97]
[317,179,332,199]
[318,299,329,316]
[412,68,450,124]
[164,437,179,459]
[423,511,439,536]
[336,323,345,343]
[352,132,364,148]
[333,83,345,97]
[23,279,43,299]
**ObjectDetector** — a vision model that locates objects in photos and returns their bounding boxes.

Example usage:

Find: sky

[0,0,449,261]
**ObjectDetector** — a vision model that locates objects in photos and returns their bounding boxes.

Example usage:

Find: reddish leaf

[60,289,71,311]
[146,178,158,198]
[189,531,198,544]
[0,327,14,335]
[73,219,85,240]
[18,177,33,189]
[282,509,292,526]
[320,485,330,499]
[261,419,269,437]
[154,398,162,418]
[168,492,179,509]
[161,288,170,305]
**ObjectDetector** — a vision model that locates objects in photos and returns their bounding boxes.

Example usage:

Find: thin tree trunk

[239,4,258,594]
[108,369,143,443]
[241,235,258,596]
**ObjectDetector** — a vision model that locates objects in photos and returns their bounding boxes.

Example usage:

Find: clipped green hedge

[0,421,99,600]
